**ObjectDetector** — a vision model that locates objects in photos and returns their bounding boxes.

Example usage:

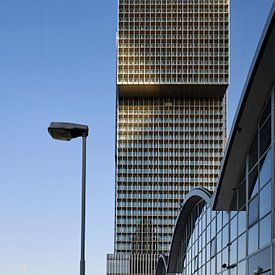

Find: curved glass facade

[157,90,274,275]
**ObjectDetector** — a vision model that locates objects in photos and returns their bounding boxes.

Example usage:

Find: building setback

[107,0,229,274]
[156,3,275,275]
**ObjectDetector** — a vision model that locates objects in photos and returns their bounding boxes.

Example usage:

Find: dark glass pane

[249,195,259,226]
[259,98,271,127]
[249,133,258,170]
[260,181,271,218]
[238,180,246,210]
[248,167,259,199]
[259,149,272,188]
[239,166,246,182]
[230,189,238,211]
[248,223,258,255]
[259,116,271,156]
[259,214,271,248]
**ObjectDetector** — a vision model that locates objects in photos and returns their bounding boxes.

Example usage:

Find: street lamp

[48,122,89,275]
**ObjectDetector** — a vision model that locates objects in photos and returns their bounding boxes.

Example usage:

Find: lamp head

[48,122,89,141]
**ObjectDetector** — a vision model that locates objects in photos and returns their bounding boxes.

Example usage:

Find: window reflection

[248,246,271,274]
[249,195,259,226]
[238,233,246,261]
[259,214,271,248]
[249,168,259,199]
[248,224,258,255]
[238,211,246,235]
[259,149,272,188]
[230,240,237,264]
[260,182,271,218]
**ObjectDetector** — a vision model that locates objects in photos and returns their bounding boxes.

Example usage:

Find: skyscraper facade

[107,0,229,274]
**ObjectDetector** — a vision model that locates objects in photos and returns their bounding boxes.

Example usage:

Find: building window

[249,195,259,226]
[210,238,216,258]
[259,149,272,188]
[248,223,258,255]
[259,214,271,248]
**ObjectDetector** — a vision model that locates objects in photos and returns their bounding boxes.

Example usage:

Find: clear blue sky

[0,1,273,274]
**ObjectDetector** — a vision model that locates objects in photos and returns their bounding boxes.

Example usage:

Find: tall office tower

[107,0,229,274]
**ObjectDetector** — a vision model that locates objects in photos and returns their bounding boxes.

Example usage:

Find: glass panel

[260,181,271,218]
[249,167,259,199]
[211,257,216,274]
[210,238,216,258]
[238,260,246,275]
[222,225,229,249]
[249,133,258,170]
[249,195,259,226]
[238,211,246,235]
[230,215,238,242]
[238,233,246,261]
[230,190,238,211]
[238,180,246,210]
[217,231,222,253]
[259,149,272,188]
[259,116,271,156]
[216,252,222,273]
[222,247,228,268]
[230,239,237,264]
[248,223,258,255]
[248,246,271,274]
[217,212,222,232]
[223,211,229,226]
[259,214,271,248]
[211,217,216,239]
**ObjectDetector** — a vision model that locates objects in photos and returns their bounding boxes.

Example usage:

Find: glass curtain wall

[173,92,274,275]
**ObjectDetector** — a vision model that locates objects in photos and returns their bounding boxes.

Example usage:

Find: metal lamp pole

[80,134,87,275]
[48,122,89,275]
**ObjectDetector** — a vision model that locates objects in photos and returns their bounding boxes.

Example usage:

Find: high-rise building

[107,0,229,274]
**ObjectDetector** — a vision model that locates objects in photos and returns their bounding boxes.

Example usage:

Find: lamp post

[48,122,89,275]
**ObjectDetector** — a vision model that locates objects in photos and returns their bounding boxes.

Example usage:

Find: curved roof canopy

[166,188,212,273]
[213,3,275,210]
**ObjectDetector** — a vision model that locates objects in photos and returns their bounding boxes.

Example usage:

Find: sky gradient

[0,0,274,274]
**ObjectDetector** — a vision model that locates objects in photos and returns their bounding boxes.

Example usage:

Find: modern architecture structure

[156,4,275,274]
[107,0,229,274]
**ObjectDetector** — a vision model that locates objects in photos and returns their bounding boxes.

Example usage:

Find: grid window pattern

[115,96,226,255]
[172,96,273,275]
[110,0,229,273]
[117,0,229,85]
[107,254,159,275]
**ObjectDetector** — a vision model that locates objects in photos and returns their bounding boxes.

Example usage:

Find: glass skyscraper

[107,0,229,274]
